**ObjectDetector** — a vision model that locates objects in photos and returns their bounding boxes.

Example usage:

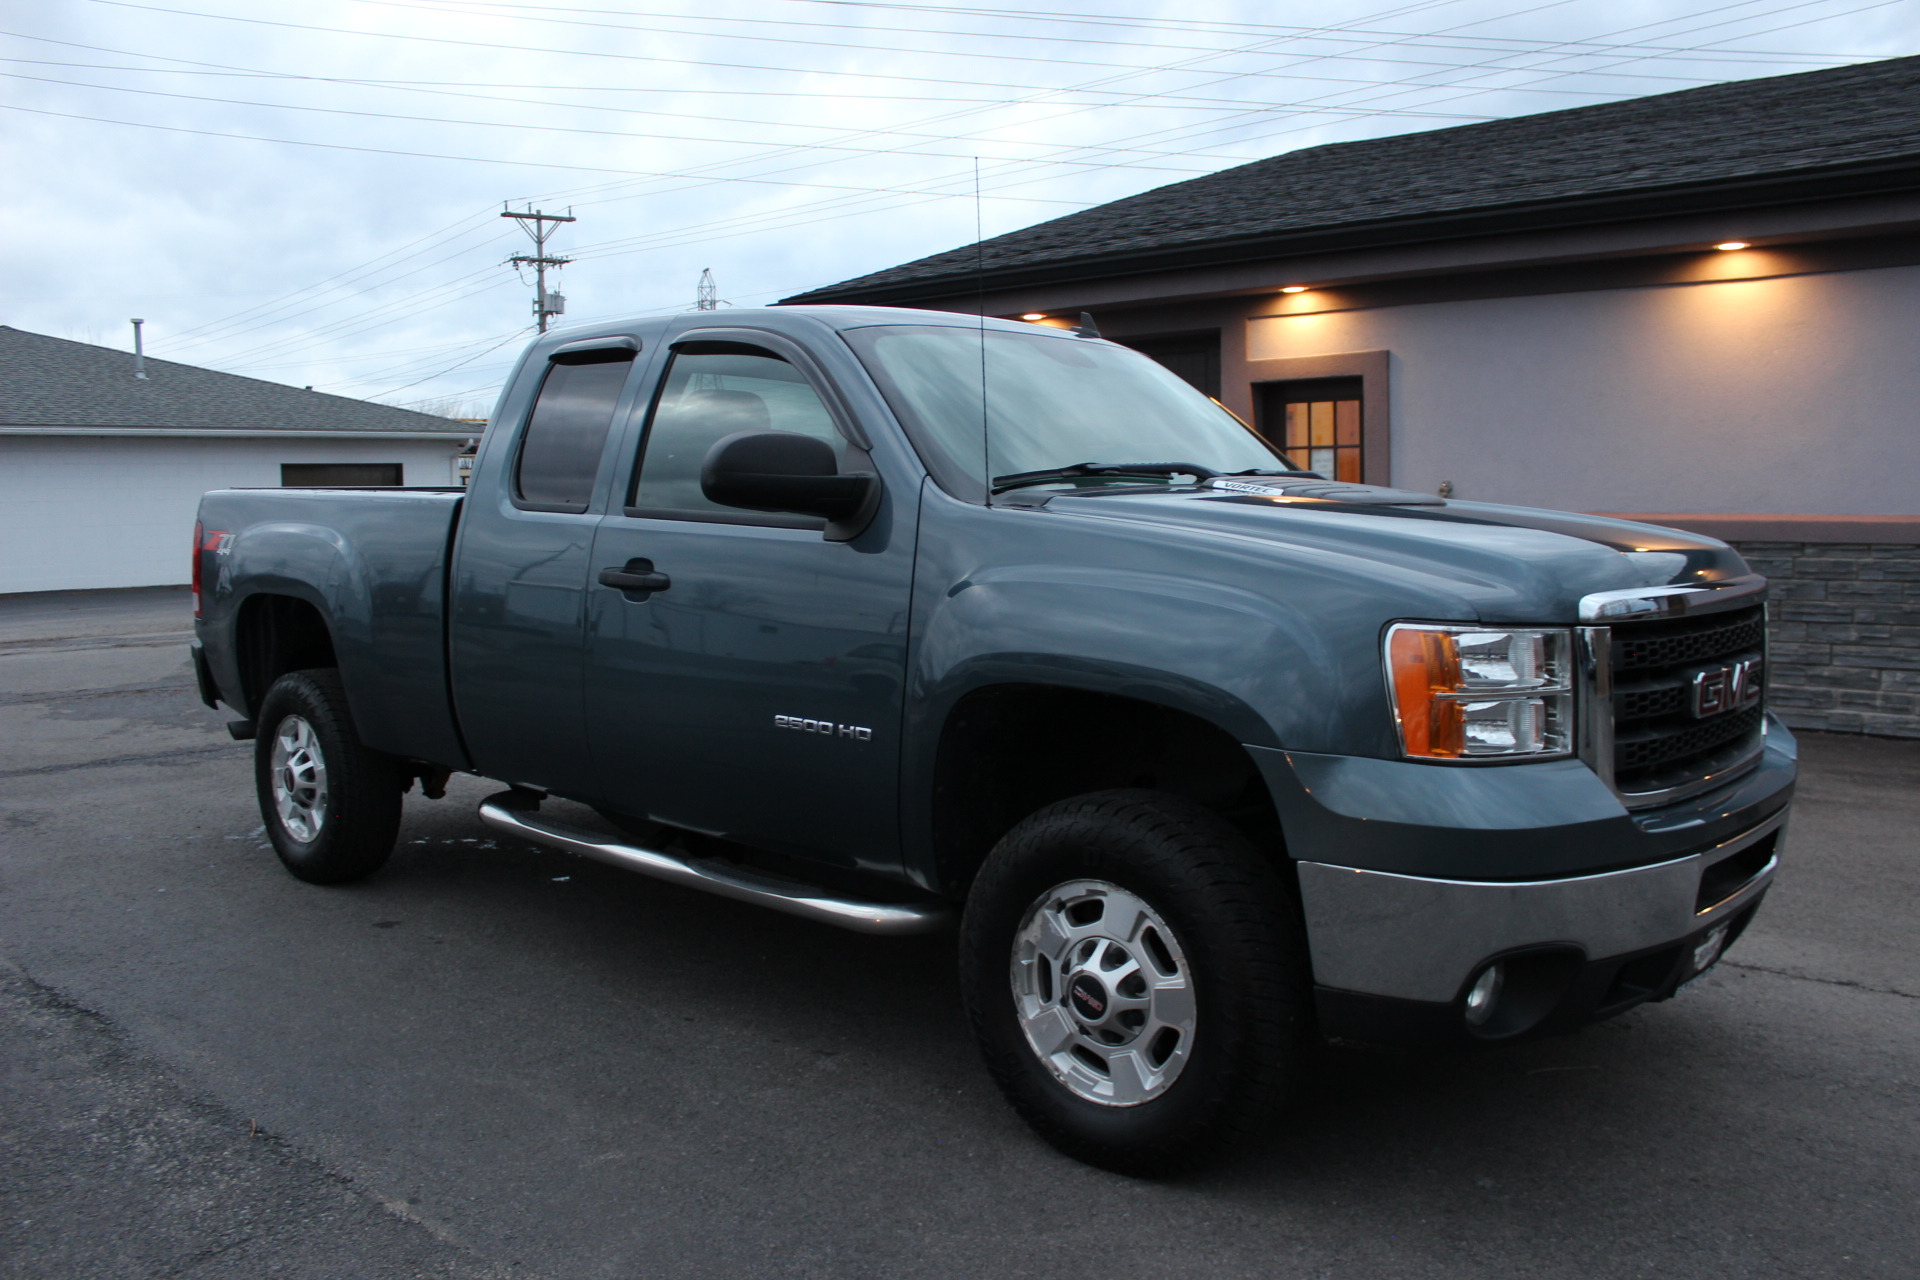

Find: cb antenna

[975,158,990,507]
[501,204,575,333]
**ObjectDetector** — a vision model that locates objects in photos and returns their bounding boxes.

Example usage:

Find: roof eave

[783,155,1920,306]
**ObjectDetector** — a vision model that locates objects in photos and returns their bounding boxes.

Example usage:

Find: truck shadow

[374,780,1784,1206]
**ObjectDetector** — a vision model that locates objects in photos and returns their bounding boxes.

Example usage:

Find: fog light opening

[1464,963,1504,1027]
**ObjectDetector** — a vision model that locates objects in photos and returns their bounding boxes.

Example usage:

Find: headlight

[1384,624,1574,759]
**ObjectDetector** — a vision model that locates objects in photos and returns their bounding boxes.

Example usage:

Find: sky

[3,0,1915,418]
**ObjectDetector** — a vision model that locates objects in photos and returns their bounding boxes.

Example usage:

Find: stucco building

[0,326,473,595]
[788,55,1920,737]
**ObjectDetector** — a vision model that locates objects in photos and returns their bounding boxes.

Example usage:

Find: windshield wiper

[991,461,1221,495]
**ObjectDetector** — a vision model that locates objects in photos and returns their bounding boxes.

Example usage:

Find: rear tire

[254,669,404,885]
[959,790,1311,1176]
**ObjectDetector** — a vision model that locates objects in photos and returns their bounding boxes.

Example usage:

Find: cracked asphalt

[1,586,1915,1279]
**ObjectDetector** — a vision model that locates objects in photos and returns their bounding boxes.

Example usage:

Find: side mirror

[701,431,879,534]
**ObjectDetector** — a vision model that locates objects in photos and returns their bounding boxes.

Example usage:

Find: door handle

[599,559,671,596]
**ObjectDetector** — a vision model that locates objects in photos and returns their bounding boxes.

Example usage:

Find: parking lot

[2,586,1915,1279]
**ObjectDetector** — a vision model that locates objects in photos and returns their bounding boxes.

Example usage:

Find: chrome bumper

[1297,805,1784,1004]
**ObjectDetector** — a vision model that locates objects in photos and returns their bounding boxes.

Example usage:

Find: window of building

[515,351,634,512]
[1115,332,1221,398]
[630,344,841,518]
[1256,377,1363,481]
[281,463,402,486]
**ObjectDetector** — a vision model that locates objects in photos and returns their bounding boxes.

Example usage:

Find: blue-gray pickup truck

[192,306,1792,1173]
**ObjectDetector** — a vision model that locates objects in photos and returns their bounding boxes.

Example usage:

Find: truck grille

[1609,604,1766,796]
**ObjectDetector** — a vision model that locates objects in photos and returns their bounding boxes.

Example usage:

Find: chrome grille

[1609,604,1766,796]
[1612,611,1765,673]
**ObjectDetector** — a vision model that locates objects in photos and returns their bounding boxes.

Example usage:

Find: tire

[959,790,1312,1176]
[254,669,405,885]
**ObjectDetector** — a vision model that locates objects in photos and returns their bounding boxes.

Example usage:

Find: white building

[0,326,476,594]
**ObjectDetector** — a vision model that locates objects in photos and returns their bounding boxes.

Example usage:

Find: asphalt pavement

[1,586,1915,1279]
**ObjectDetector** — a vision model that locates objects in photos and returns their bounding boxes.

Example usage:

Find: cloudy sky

[4,0,1914,417]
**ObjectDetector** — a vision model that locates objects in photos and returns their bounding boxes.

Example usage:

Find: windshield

[841,324,1292,496]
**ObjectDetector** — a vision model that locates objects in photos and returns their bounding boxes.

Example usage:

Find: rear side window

[515,352,634,511]
[630,345,841,517]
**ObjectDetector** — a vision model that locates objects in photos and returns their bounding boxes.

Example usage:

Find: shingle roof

[786,54,1920,305]
[0,326,471,433]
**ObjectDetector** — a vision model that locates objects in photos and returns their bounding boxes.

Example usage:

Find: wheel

[254,669,405,885]
[959,790,1312,1175]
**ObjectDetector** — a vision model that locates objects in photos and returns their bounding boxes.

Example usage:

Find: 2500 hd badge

[775,714,873,741]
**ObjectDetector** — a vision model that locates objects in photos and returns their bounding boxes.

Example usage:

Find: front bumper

[1250,718,1795,1046]
[1303,807,1779,1045]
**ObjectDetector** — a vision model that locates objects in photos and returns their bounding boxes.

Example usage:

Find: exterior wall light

[1280,285,1309,294]
[1714,241,1750,251]
[1021,313,1047,320]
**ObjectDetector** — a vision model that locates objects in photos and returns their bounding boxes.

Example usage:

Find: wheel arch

[916,675,1285,898]
[234,590,340,719]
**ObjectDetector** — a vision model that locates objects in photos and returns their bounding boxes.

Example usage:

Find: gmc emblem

[1691,657,1764,718]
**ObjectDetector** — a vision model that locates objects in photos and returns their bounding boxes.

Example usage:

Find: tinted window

[631,348,841,517]
[515,355,632,511]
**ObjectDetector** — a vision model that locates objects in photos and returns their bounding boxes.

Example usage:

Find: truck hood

[1037,479,1750,622]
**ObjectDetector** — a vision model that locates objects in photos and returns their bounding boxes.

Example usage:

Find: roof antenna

[130,318,148,379]
[975,158,991,508]
[1071,311,1101,339]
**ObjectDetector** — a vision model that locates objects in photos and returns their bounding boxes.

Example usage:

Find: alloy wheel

[1010,879,1197,1106]
[270,714,329,843]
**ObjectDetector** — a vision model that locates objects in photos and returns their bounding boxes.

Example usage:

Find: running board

[476,795,953,937]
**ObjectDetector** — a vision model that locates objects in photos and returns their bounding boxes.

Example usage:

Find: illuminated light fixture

[1280,285,1309,294]
[1021,313,1047,320]
[1714,241,1750,251]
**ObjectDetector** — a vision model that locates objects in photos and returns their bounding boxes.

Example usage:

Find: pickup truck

[192,305,1793,1174]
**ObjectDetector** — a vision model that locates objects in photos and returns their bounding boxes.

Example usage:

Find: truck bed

[194,487,468,770]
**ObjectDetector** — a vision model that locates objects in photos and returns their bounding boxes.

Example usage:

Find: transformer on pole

[502,206,576,333]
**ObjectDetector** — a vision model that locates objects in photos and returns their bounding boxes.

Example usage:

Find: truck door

[449,340,642,792]
[583,333,916,875]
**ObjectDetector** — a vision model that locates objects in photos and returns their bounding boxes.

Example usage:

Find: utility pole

[501,205,575,333]
[696,268,717,311]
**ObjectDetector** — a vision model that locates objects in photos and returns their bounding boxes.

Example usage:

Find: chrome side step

[476,795,954,937]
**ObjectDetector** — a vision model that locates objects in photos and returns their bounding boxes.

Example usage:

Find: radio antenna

[976,158,990,507]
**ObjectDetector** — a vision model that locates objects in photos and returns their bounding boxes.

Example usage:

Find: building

[787,55,1920,737]
[0,326,476,595]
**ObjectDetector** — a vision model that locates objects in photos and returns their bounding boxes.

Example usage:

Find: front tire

[254,669,404,885]
[959,791,1311,1175]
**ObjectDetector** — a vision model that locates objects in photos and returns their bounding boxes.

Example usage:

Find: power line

[3,26,1845,109]
[81,0,1862,102]
[0,68,1228,174]
[46,0,1894,389]
[333,0,1865,81]
[160,0,1888,350]
[0,101,1094,204]
[165,213,507,348]
[367,327,534,399]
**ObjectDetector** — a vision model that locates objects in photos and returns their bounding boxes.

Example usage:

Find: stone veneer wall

[1731,541,1920,739]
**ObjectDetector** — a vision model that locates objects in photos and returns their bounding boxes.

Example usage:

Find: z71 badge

[774,714,872,742]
